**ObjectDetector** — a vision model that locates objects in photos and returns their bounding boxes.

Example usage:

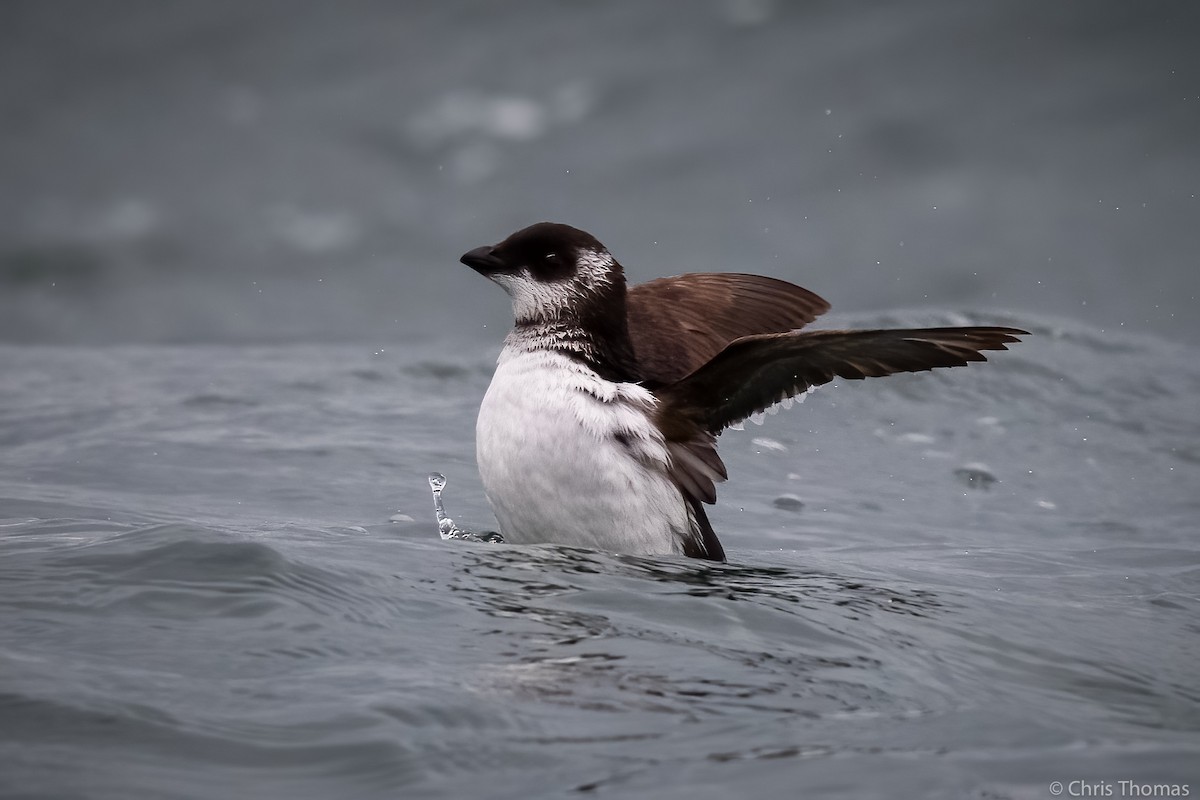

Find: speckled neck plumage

[509,282,640,384]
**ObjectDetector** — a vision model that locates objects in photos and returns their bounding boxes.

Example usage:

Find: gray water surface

[2,317,1198,798]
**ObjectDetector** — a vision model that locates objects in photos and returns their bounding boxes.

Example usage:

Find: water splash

[427,473,504,544]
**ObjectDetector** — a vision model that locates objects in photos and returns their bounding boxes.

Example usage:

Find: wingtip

[986,327,1031,349]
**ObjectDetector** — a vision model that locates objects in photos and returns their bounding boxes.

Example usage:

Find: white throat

[489,248,617,323]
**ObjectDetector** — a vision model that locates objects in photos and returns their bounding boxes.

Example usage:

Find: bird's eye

[544,253,556,260]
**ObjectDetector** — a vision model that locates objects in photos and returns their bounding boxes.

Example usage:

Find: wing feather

[627,273,830,385]
[659,327,1029,434]
[680,497,725,562]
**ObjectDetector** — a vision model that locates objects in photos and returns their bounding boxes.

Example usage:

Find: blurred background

[1,0,1198,345]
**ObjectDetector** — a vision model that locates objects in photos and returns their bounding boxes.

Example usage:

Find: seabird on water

[461,222,1027,561]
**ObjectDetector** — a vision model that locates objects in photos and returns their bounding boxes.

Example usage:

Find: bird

[460,222,1027,561]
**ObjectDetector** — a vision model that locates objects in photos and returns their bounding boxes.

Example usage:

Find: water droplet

[773,495,805,513]
[954,463,997,490]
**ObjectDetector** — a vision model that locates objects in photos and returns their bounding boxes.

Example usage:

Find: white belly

[476,350,689,555]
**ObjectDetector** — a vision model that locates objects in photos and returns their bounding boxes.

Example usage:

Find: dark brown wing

[627,273,830,385]
[681,498,725,562]
[659,327,1029,434]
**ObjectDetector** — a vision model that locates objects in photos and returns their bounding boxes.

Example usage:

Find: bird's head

[460,222,624,324]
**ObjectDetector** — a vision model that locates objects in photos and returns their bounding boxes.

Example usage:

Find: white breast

[475,348,690,556]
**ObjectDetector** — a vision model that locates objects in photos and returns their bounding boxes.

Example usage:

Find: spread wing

[627,273,830,385]
[659,327,1028,434]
